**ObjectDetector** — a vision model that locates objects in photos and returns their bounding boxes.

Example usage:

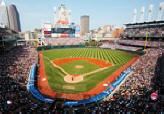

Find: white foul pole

[68,10,72,24]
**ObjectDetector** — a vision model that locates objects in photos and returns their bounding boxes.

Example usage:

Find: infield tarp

[28,64,54,103]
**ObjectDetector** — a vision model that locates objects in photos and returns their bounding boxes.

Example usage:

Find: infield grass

[60,60,100,75]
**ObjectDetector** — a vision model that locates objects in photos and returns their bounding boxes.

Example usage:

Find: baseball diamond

[38,48,138,100]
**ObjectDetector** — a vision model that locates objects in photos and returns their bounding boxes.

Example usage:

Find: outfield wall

[37,45,86,51]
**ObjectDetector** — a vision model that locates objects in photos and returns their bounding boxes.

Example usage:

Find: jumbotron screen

[51,28,75,34]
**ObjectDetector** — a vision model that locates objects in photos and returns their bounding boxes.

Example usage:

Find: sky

[0,0,163,31]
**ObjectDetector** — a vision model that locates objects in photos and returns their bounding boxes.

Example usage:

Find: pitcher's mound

[75,65,84,69]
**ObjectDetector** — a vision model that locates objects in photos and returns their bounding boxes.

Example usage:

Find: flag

[7,100,13,104]
[151,90,158,100]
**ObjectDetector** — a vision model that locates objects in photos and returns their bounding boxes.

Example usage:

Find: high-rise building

[8,4,21,32]
[80,15,89,36]
[0,0,10,28]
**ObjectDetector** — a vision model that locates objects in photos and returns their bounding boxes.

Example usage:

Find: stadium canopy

[124,20,164,29]
[125,20,164,26]
[0,27,18,36]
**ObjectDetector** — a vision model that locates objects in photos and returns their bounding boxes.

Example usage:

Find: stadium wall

[37,45,86,51]
[27,64,54,103]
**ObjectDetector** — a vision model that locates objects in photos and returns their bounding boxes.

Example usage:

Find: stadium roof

[125,20,164,29]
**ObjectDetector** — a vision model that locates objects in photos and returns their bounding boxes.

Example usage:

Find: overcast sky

[0,0,163,31]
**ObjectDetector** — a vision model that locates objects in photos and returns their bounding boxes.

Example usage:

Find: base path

[50,61,69,75]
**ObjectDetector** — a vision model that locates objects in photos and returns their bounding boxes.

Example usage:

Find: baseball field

[38,48,136,99]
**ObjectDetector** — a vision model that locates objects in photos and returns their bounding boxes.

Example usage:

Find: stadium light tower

[53,7,57,24]
[148,4,153,22]
[68,10,72,24]
[133,8,137,23]
[157,2,164,21]
[140,6,145,22]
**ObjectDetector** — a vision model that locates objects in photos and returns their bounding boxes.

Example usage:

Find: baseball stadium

[1,1,164,112]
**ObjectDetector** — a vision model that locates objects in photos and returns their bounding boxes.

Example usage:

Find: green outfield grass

[42,48,135,94]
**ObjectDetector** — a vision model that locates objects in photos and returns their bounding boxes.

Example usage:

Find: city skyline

[0,0,163,31]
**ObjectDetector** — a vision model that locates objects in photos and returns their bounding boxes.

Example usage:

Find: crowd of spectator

[100,39,164,51]
[122,27,164,38]
[100,42,143,51]
[0,45,41,112]
[43,38,85,46]
[118,40,164,47]
[0,42,164,112]
[0,45,37,84]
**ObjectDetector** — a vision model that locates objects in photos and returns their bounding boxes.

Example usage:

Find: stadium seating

[100,42,143,51]
[122,27,164,38]
[118,40,164,47]
[42,38,85,46]
[0,43,164,112]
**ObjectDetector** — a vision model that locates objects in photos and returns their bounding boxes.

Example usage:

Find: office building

[8,4,21,32]
[0,0,10,28]
[80,15,89,36]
